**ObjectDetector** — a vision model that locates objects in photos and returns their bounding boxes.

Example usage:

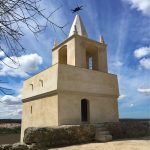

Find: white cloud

[1,95,21,105]
[139,58,150,69]
[10,109,22,116]
[129,103,134,107]
[137,88,150,94]
[112,61,124,67]
[0,53,43,77]
[0,51,5,58]
[115,63,150,118]
[125,0,150,16]
[134,47,150,58]
[119,94,127,100]
[3,108,22,118]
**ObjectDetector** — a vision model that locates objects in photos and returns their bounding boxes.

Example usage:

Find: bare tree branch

[0,0,67,66]
[0,0,67,96]
[0,80,14,96]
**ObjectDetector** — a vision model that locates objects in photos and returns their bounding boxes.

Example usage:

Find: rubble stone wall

[0,120,149,150]
[104,120,150,139]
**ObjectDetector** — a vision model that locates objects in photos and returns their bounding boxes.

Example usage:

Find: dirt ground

[0,134,20,144]
[50,137,150,150]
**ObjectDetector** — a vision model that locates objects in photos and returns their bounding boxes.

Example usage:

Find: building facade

[21,15,119,141]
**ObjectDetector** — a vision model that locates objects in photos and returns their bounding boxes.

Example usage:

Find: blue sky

[0,0,150,119]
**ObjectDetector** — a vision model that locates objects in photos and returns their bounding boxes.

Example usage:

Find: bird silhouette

[71,5,83,13]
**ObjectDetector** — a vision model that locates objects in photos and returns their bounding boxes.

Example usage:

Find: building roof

[68,15,88,37]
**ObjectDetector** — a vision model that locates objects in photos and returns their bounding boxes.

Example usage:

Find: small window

[31,106,32,114]
[88,56,93,69]
[39,79,43,87]
[30,84,33,90]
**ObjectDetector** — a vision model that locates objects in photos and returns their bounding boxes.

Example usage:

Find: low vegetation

[0,127,21,134]
[0,119,21,134]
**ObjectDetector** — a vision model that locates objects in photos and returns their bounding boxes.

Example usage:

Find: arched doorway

[81,99,89,122]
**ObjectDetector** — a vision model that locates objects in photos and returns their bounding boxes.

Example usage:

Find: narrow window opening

[30,84,33,91]
[31,106,32,114]
[88,56,93,69]
[39,80,43,87]
[86,49,99,71]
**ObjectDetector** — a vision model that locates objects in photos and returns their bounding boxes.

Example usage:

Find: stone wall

[104,120,150,139]
[0,120,149,149]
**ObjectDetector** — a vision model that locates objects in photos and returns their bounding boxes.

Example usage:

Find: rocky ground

[50,137,150,150]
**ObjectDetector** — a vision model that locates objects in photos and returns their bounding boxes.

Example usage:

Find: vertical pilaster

[98,45,108,72]
[75,36,87,68]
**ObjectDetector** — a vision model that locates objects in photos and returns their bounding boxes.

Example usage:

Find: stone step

[94,124,105,128]
[96,130,110,135]
[95,124,112,142]
[95,134,112,142]
[96,127,107,132]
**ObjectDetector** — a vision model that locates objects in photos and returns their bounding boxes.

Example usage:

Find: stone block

[23,125,95,147]
[0,144,12,150]
[11,143,29,150]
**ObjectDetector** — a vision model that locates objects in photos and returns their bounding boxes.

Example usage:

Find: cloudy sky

[0,0,150,119]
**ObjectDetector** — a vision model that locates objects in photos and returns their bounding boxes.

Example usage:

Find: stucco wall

[22,64,58,100]
[52,35,108,72]
[58,92,119,125]
[21,95,58,141]
[75,37,87,68]
[58,64,119,125]
[58,64,119,97]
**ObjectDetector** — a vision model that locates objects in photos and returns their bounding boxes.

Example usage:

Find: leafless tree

[0,80,13,96]
[0,0,66,96]
[0,0,66,63]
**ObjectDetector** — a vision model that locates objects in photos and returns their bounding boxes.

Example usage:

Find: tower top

[100,35,105,44]
[68,15,88,38]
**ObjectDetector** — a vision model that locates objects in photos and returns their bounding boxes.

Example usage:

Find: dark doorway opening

[81,99,89,122]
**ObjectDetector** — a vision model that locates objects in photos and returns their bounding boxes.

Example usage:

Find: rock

[28,143,48,150]
[23,125,95,147]
[0,144,12,150]
[11,143,29,150]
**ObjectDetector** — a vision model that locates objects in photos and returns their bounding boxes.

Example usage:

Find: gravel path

[50,137,150,150]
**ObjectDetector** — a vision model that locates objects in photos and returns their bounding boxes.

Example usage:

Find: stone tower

[21,15,119,141]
